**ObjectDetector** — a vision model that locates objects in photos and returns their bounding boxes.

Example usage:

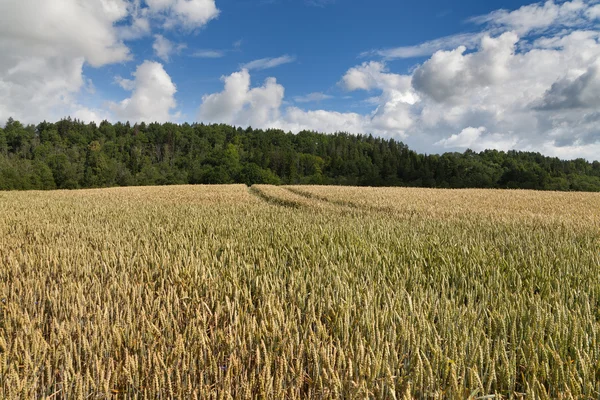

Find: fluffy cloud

[197,69,365,133]
[198,69,284,126]
[534,60,600,110]
[412,32,519,103]
[407,25,600,157]
[0,0,132,125]
[339,62,417,134]
[198,66,416,138]
[145,0,220,30]
[0,0,222,126]
[342,61,411,92]
[110,61,177,123]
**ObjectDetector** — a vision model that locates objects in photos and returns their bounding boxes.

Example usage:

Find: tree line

[1,117,599,191]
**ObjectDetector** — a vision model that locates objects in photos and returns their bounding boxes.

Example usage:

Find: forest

[1,117,599,191]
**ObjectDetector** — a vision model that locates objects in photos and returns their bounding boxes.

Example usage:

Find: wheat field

[1,184,599,399]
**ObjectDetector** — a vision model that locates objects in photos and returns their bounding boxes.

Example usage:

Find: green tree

[0,126,7,155]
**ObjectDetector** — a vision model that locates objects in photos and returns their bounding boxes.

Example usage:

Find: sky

[1,0,600,160]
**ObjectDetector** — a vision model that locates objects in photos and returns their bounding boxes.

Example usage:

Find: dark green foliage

[0,117,599,191]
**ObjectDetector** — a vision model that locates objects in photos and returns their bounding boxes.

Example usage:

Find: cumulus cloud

[110,61,177,123]
[198,69,284,126]
[342,61,415,98]
[198,67,416,138]
[145,0,220,30]
[197,69,364,133]
[0,0,132,125]
[0,0,223,126]
[242,55,296,71]
[340,61,417,134]
[412,32,519,103]
[534,60,600,109]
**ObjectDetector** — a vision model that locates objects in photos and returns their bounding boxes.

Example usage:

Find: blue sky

[2,0,600,160]
[91,0,530,118]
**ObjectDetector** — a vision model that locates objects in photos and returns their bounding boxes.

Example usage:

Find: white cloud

[412,32,519,103]
[242,55,296,71]
[471,0,589,35]
[435,127,518,151]
[405,25,600,158]
[171,0,220,28]
[341,61,414,95]
[0,0,132,125]
[0,0,223,126]
[73,107,110,124]
[198,69,284,126]
[192,49,226,58]
[198,68,416,138]
[294,92,333,103]
[363,32,485,59]
[85,79,96,95]
[536,140,600,160]
[436,127,486,148]
[153,34,186,61]
[191,39,242,59]
[340,61,417,134]
[153,35,174,61]
[145,0,220,30]
[117,3,151,41]
[364,0,596,61]
[146,0,174,10]
[534,59,600,109]
[197,69,366,133]
[275,108,369,134]
[110,61,178,123]
[586,4,600,19]
[114,76,136,91]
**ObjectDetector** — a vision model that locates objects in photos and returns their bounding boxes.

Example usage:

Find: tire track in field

[283,187,396,215]
[249,185,361,214]
[248,185,303,209]
[283,187,362,210]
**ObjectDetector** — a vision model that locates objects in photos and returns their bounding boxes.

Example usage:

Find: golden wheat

[0,185,599,399]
